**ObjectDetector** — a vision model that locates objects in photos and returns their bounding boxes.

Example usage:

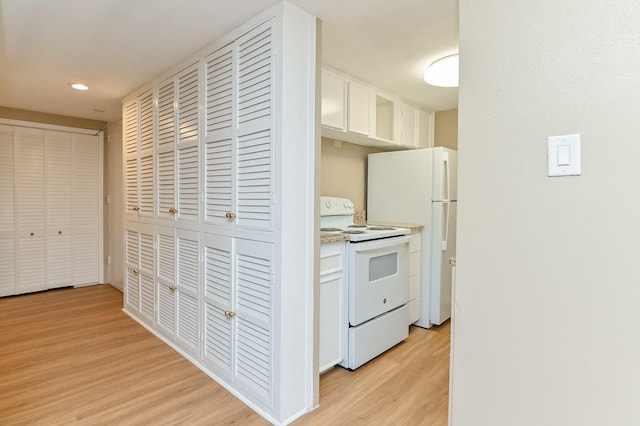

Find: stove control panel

[321,196,355,216]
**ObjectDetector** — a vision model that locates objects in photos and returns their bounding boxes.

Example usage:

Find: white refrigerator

[367,147,457,328]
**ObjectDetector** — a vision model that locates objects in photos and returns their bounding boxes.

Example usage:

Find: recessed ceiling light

[423,54,459,88]
[69,83,89,91]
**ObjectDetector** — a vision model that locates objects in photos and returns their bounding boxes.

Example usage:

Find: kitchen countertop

[320,233,350,244]
[367,222,425,231]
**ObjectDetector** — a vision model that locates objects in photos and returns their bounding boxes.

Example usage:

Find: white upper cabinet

[320,66,434,151]
[321,68,346,131]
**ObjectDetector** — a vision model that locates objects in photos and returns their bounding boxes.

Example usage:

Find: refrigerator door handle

[441,202,450,251]
[443,151,450,202]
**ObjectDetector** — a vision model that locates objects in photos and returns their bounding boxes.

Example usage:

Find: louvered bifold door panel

[233,238,274,406]
[156,226,176,338]
[45,131,73,288]
[123,98,140,216]
[156,79,177,220]
[138,225,156,325]
[0,125,15,296]
[176,229,201,355]
[16,127,46,293]
[125,228,140,312]
[202,233,233,378]
[72,134,101,285]
[235,22,274,230]
[176,64,201,224]
[204,46,235,225]
[139,91,155,218]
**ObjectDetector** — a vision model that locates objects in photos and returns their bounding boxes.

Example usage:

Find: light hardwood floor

[0,285,449,425]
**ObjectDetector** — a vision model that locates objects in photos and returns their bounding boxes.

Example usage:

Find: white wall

[105,120,123,290]
[452,2,640,425]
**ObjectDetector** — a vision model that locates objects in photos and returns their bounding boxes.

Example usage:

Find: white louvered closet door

[16,127,46,294]
[72,133,101,285]
[0,125,16,296]
[204,45,235,226]
[233,238,274,407]
[124,98,140,218]
[156,226,177,339]
[156,79,177,221]
[176,64,200,224]
[202,233,234,379]
[138,91,155,219]
[176,228,201,356]
[235,22,275,231]
[45,131,73,288]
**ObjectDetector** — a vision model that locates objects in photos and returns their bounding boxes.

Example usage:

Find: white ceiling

[0,0,458,123]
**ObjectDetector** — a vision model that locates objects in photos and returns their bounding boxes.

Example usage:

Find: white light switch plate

[548,133,581,176]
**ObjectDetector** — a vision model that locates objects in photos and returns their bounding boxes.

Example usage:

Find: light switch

[557,145,570,166]
[548,133,581,177]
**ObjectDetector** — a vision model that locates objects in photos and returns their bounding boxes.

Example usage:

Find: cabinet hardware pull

[225,212,237,219]
[30,232,34,236]
[132,206,140,211]
[58,231,62,235]
[132,269,139,274]
[224,311,236,318]
[169,208,178,215]
[169,285,177,291]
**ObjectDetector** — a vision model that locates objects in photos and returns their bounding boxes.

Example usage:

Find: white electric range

[320,196,411,370]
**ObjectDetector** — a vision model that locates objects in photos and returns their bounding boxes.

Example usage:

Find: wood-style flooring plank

[0,284,449,425]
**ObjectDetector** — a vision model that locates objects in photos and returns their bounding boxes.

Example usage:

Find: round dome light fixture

[69,83,89,91]
[423,54,459,88]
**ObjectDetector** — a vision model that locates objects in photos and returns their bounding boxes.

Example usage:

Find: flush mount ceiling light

[423,53,459,88]
[69,83,89,91]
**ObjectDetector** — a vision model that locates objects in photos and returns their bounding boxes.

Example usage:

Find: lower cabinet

[319,241,345,373]
[124,225,275,409]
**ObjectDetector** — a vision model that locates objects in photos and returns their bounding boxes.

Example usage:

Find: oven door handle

[351,235,412,253]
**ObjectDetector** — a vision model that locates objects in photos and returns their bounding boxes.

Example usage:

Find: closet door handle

[224,311,236,318]
[30,232,34,236]
[132,269,139,275]
[225,212,236,219]
[58,230,62,235]
[169,285,177,291]
[132,206,140,212]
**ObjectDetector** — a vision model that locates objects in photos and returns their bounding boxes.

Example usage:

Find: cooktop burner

[342,230,365,234]
[347,224,368,228]
[368,226,396,231]
[321,227,343,232]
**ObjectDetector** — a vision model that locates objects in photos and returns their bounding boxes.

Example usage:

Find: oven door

[348,235,411,326]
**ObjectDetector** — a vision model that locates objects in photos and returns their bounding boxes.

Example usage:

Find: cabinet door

[202,233,234,378]
[16,127,46,294]
[156,79,178,221]
[204,45,235,226]
[347,80,370,136]
[319,242,345,372]
[125,228,141,312]
[156,226,177,338]
[233,238,274,406]
[321,69,346,131]
[398,103,417,147]
[46,131,73,288]
[176,228,201,356]
[416,109,434,148]
[0,125,16,297]
[138,91,155,219]
[125,223,154,322]
[124,99,140,218]
[176,64,201,225]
